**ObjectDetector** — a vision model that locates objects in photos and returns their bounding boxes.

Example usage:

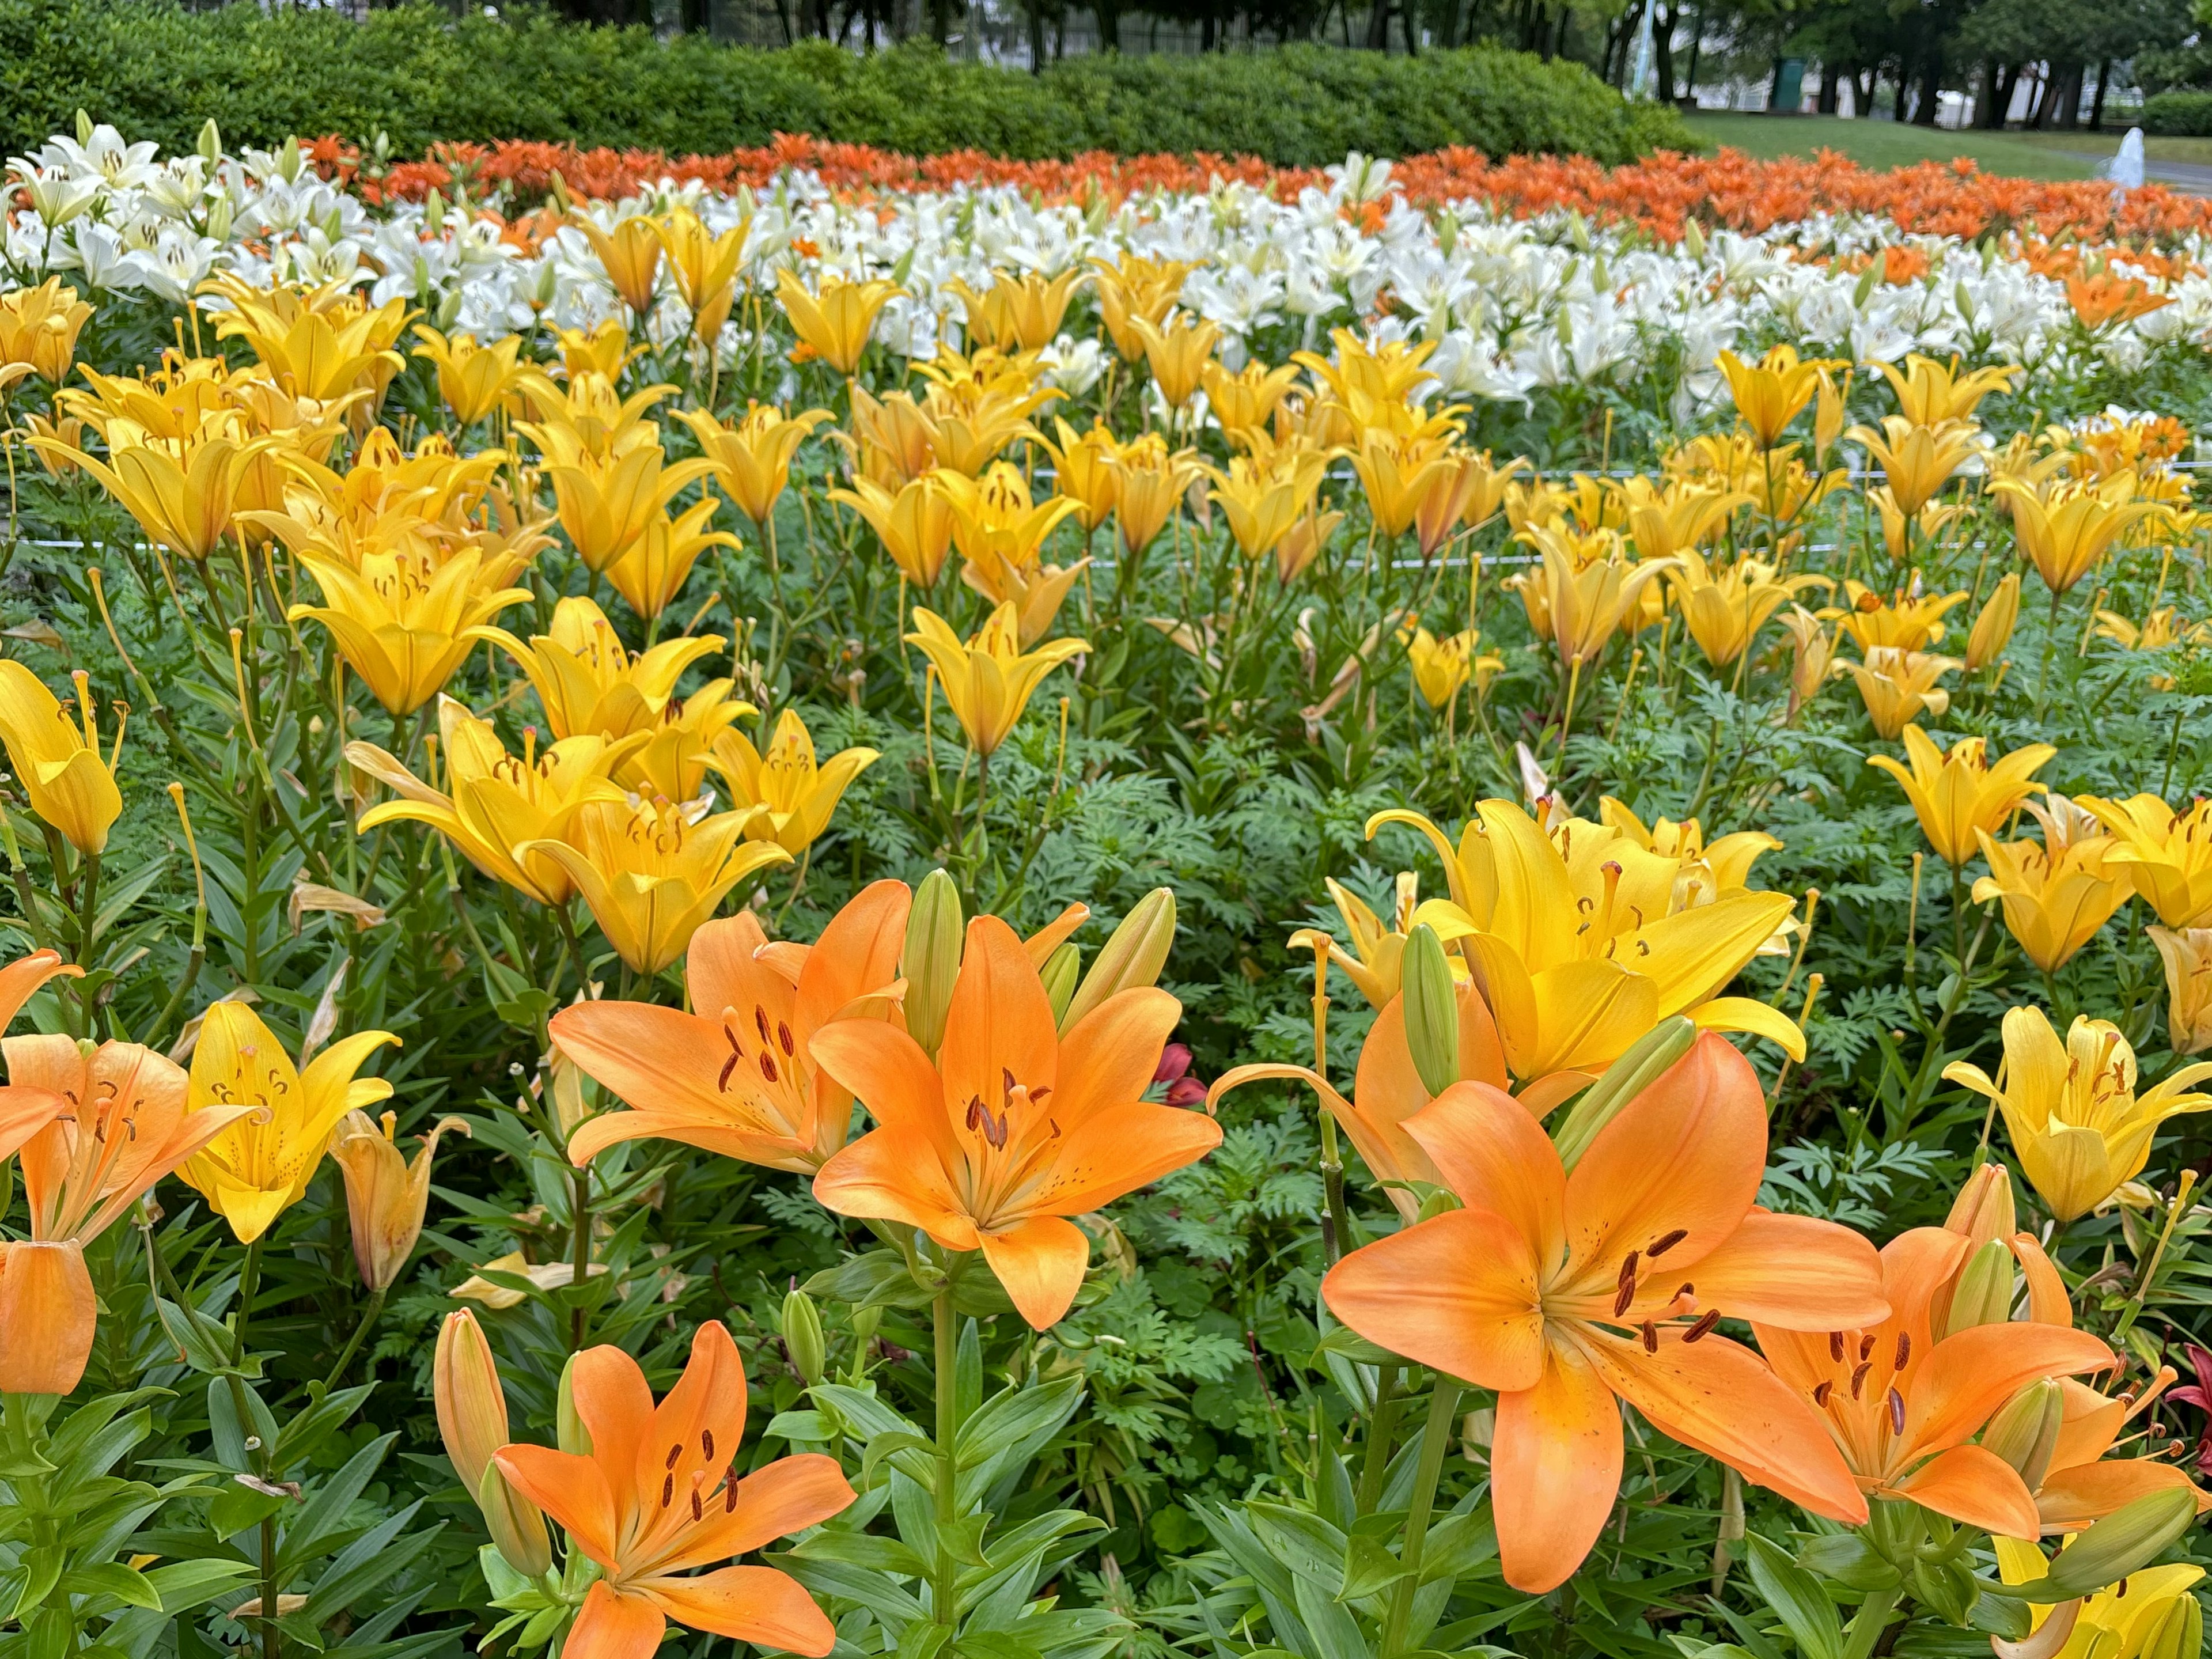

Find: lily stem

[320,1287,385,1395]
[1840,1586,1903,1659]
[1379,1377,1460,1658]
[1356,1365,1402,1515]
[934,1283,963,1631]
[568,1162,592,1352]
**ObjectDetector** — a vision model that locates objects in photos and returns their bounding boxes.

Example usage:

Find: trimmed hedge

[2143,89,2212,135]
[0,0,1694,165]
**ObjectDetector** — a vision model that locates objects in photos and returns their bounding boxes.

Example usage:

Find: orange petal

[628,1323,748,1566]
[0,1238,94,1394]
[940,916,1057,1123]
[806,1023,957,1160]
[1050,987,1179,1135]
[1904,1323,2115,1464]
[646,1565,835,1656]
[495,1444,621,1569]
[2035,1459,2211,1533]
[2049,1379,2125,1472]
[979,1214,1092,1331]
[2013,1233,2073,1327]
[1585,1328,1868,1525]
[684,913,772,1016]
[1346,999,1446,1185]
[1022,1101,1222,1215]
[1493,1342,1622,1593]
[0,1084,66,1166]
[1886,1226,1975,1350]
[0,949,78,1033]
[566,1109,816,1175]
[792,879,911,1038]
[1321,1208,1546,1391]
[567,1581,666,1659]
[1889,1444,2040,1536]
[811,1126,976,1248]
[1653,1211,1888,1330]
[658,1455,857,1574]
[571,1342,658,1546]
[1400,1080,1563,1262]
[1559,1035,1765,1298]
[552,1003,811,1168]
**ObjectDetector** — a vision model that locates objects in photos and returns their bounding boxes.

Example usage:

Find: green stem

[233,1237,264,1367]
[1356,1365,1403,1515]
[1840,1586,1903,1659]
[568,1162,592,1352]
[319,1287,385,1395]
[933,1283,963,1631]
[1380,1378,1460,1657]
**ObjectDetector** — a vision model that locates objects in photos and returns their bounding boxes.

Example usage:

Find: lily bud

[206,191,234,244]
[548,1051,592,1141]
[2033,1488,2199,1600]
[1941,1238,2016,1336]
[1062,887,1176,1031]
[1983,1379,2065,1491]
[2139,1586,2202,1659]
[556,1352,593,1456]
[198,118,222,164]
[1400,925,1460,1099]
[330,1111,468,1293]
[782,1289,827,1387]
[903,869,963,1057]
[1967,573,2021,673]
[1814,372,1844,465]
[1041,942,1081,1027]
[434,1311,552,1577]
[1944,1162,2017,1247]
[1552,1017,1699,1171]
[75,109,92,145]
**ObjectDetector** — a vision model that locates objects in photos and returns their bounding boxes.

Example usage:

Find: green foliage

[2143,88,2212,132]
[0,0,1692,163]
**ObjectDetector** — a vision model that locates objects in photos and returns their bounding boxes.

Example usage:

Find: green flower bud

[1942,1239,2018,1337]
[75,109,92,146]
[1400,924,1460,1099]
[2139,1584,2203,1659]
[2032,1488,2199,1601]
[556,1353,592,1456]
[1062,887,1176,1031]
[1041,942,1081,1027]
[903,869,963,1058]
[1982,1379,2064,1492]
[1552,1017,1699,1172]
[781,1289,827,1388]
[197,118,222,165]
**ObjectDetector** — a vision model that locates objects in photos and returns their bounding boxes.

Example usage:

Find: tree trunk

[2054,63,2082,127]
[2025,67,2049,126]
[1856,66,1874,113]
[2089,58,2112,128]
[1912,42,1941,123]
[1892,62,1908,121]
[1817,60,1840,111]
[1027,0,1046,67]
[1652,0,1676,101]
[1683,10,1702,98]
[1604,1,1636,81]
[1365,0,1389,48]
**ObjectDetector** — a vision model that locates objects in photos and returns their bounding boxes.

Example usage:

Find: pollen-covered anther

[1683,1310,1722,1343]
[1850,1361,1872,1398]
[1887,1387,1905,1435]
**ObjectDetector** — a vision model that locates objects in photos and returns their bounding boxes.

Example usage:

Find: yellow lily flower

[329,1108,468,1291]
[1965,571,2021,672]
[1944,1007,2212,1222]
[946,268,1082,353]
[673,402,832,530]
[1994,472,2157,595]
[0,665,123,855]
[709,708,878,857]
[1207,442,1331,564]
[616,680,754,804]
[1108,433,1203,562]
[939,463,1086,641]
[1400,623,1499,710]
[487,596,726,742]
[524,795,791,976]
[1779,604,1839,720]
[1874,354,2020,427]
[1275,508,1344,583]
[0,278,92,385]
[205,276,411,415]
[29,427,262,562]
[776,269,899,376]
[290,545,530,717]
[1508,525,1675,667]
[904,604,1088,757]
[1369,801,1802,1097]
[1597,797,1782,911]
[2078,794,2212,927]
[2149,927,2212,1056]
[1350,429,1458,543]
[1866,725,2055,866]
[411,327,532,427]
[1838,578,1972,654]
[516,373,673,462]
[1993,1536,2201,1659]
[569,212,664,317]
[1201,358,1302,439]
[1128,312,1219,411]
[1616,476,1750,562]
[1666,550,1831,667]
[1039,418,1120,535]
[1287,872,1423,1007]
[1846,646,1959,738]
[181,1001,399,1244]
[345,695,643,904]
[1717,344,1834,449]
[2094,605,2207,653]
[653,207,749,341]
[1090,254,1191,361]
[1971,825,2131,973]
[908,347,1057,474]
[536,430,715,575]
[1868,486,1965,565]
[604,497,740,622]
[1848,416,1980,517]
[552,319,642,383]
[828,471,956,587]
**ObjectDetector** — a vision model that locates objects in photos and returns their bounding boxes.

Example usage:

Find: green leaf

[1743,1534,1842,1659]
[787,1531,931,1578]
[13,1543,64,1618]
[209,1480,291,1542]
[60,1562,161,1611]
[1336,1532,1407,1602]
[143,1558,256,1615]
[1796,1534,1899,1592]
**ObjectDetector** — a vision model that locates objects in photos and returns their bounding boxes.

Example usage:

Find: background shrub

[0,0,1695,162]
[2143,88,2212,134]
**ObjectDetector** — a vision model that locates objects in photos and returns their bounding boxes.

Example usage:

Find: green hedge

[0,0,1694,165]
[2142,89,2212,135]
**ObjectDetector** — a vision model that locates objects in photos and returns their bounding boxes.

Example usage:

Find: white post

[1628,0,1656,99]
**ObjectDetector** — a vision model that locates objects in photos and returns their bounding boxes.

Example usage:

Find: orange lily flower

[552,880,910,1172]
[0,1033,255,1392]
[810,915,1221,1329]
[1752,1225,2113,1537]
[1324,1035,1887,1592]
[494,1321,853,1659]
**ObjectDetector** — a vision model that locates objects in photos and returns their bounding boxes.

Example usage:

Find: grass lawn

[1677,112,2097,179]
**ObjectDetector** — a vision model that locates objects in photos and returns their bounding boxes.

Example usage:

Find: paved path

[2050,149,2212,195]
